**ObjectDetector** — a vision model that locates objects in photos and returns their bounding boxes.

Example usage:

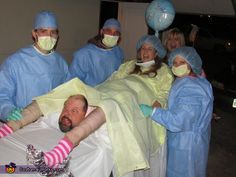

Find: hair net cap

[34,10,58,29]
[168,46,202,74]
[136,35,167,59]
[102,18,121,32]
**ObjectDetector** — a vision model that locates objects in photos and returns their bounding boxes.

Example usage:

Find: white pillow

[42,112,61,130]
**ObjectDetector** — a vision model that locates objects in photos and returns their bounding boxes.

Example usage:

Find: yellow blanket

[35,69,171,177]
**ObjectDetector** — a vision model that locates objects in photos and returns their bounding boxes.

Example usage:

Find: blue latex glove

[6,108,23,121]
[139,104,153,117]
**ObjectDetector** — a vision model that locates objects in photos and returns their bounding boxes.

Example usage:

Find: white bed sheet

[0,112,113,177]
[0,112,166,177]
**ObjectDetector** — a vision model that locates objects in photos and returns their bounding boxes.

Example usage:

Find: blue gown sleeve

[0,60,17,120]
[60,58,70,82]
[69,51,88,81]
[151,86,202,132]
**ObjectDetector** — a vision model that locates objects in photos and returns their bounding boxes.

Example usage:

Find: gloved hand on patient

[139,104,154,117]
[6,108,23,121]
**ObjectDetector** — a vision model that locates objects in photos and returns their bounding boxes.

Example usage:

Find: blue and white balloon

[145,0,175,37]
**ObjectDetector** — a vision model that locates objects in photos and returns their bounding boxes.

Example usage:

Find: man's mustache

[61,116,72,124]
[59,116,73,132]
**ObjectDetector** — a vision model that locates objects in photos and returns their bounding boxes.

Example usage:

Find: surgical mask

[102,34,119,48]
[172,64,191,77]
[135,60,155,68]
[37,36,57,51]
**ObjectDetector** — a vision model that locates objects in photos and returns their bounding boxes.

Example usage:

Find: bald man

[0,94,95,138]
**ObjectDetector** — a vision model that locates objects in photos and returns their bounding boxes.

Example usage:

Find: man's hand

[139,104,153,117]
[0,124,13,138]
[6,108,23,121]
[152,100,162,108]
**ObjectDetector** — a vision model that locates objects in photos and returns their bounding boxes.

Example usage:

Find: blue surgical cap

[136,35,167,59]
[102,18,121,32]
[168,47,202,74]
[34,10,58,29]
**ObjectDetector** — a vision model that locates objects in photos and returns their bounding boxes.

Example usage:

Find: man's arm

[0,101,42,138]
[7,101,43,132]
[43,107,106,167]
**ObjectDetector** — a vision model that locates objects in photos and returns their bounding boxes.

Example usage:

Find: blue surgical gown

[151,76,213,177]
[69,43,124,86]
[0,45,69,121]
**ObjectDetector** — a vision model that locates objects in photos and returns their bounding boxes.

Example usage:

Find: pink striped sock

[44,137,73,167]
[0,124,13,138]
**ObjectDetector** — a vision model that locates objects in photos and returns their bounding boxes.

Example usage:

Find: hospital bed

[0,112,113,177]
[0,112,166,177]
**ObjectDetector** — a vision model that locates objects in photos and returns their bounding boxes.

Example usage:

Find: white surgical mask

[37,36,57,51]
[102,34,119,48]
[172,64,191,77]
[135,60,155,68]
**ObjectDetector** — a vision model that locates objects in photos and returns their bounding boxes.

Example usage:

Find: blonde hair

[162,28,185,49]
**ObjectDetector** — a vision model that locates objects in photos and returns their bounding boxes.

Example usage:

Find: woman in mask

[140,46,214,177]
[110,34,174,108]
[0,10,69,122]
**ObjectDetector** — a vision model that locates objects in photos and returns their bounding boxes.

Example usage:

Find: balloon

[145,0,175,37]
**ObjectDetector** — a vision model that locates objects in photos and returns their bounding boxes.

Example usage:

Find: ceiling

[105,0,236,16]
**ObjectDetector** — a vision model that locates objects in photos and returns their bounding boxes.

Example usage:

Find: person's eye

[141,47,146,50]
[37,29,46,34]
[72,109,78,114]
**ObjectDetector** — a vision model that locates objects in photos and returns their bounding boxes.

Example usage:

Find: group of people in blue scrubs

[0,10,213,177]
[0,11,123,122]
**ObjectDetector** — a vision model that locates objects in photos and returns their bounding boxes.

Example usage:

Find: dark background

[101,1,236,176]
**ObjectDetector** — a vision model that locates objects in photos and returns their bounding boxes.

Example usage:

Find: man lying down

[0,77,167,177]
[0,94,112,177]
[0,35,173,177]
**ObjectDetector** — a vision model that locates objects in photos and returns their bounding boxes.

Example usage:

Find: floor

[206,107,236,177]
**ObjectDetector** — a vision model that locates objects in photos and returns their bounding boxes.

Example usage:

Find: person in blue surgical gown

[0,10,69,122]
[0,35,173,177]
[140,46,214,177]
[69,18,124,86]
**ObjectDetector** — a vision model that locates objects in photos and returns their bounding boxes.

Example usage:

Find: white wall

[118,2,149,60]
[0,0,100,64]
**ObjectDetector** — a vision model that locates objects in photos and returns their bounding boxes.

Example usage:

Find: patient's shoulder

[158,63,172,75]
[110,60,136,80]
[121,59,136,68]
[85,106,97,117]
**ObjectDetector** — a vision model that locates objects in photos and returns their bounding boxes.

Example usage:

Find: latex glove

[0,124,13,138]
[139,104,153,117]
[44,137,73,168]
[6,108,23,121]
